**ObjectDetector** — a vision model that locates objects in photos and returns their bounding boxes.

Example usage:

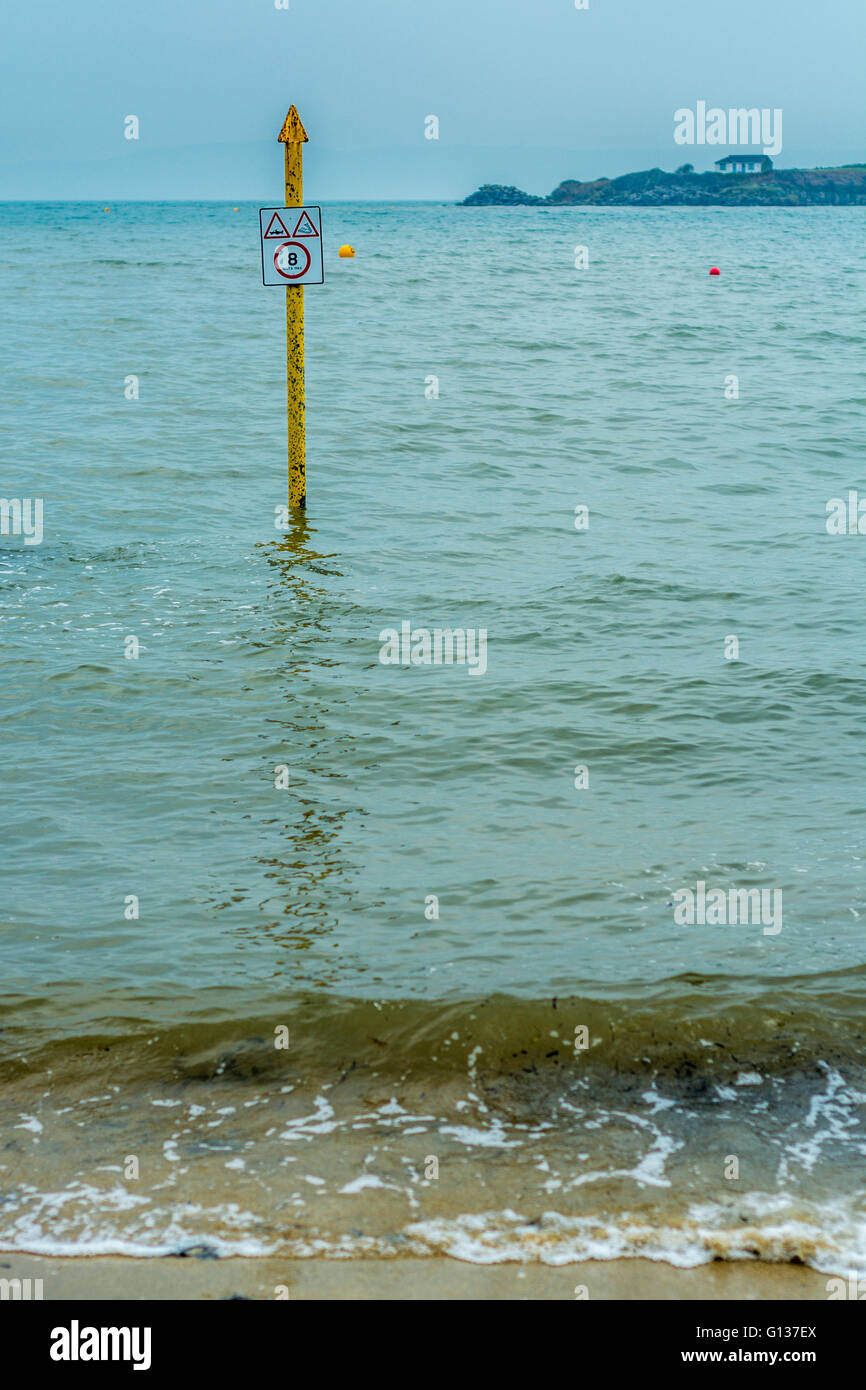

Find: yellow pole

[278,105,309,509]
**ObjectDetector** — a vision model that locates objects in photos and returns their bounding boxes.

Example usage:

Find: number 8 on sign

[274,240,311,279]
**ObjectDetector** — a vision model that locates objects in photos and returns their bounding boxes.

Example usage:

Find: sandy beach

[3,1253,835,1301]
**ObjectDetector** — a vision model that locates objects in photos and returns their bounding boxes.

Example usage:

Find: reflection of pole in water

[254,520,360,967]
[262,515,343,606]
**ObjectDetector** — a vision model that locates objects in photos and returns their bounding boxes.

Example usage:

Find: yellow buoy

[233,206,239,211]
[104,206,110,212]
[338,244,355,258]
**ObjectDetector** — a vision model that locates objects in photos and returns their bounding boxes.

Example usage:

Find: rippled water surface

[1,202,864,1269]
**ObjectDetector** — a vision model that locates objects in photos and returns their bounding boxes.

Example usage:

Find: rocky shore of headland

[461,165,866,207]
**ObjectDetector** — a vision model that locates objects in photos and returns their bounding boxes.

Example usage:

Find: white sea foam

[0,1182,276,1259]
[439,1118,522,1148]
[14,1114,43,1135]
[405,1202,866,1274]
[339,1174,392,1194]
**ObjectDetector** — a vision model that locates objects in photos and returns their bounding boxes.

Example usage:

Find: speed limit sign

[259,206,324,286]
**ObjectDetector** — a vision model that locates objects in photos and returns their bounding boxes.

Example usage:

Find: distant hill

[461,166,866,207]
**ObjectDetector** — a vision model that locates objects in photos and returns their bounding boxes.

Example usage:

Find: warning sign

[291,210,319,238]
[263,211,291,239]
[259,206,324,286]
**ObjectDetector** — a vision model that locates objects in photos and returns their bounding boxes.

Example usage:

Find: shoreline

[1,1254,837,1301]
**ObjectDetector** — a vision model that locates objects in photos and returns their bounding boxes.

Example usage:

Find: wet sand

[2,1253,834,1301]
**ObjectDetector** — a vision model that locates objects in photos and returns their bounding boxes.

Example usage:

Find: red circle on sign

[273,240,312,280]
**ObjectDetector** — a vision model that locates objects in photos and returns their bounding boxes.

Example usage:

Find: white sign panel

[259,206,324,286]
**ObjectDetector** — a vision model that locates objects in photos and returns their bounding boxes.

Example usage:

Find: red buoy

[709,266,721,276]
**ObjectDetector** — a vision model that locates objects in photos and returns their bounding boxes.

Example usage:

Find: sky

[1,0,864,200]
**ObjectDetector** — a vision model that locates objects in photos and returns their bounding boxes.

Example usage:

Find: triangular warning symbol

[291,210,319,238]
[264,211,291,238]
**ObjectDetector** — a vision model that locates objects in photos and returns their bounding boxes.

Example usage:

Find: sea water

[0,201,864,1270]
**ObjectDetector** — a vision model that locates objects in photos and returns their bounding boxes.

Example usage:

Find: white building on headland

[715,154,772,174]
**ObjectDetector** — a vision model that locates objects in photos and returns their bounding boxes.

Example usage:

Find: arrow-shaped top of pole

[278,105,309,143]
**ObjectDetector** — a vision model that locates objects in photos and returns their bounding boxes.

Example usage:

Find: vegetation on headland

[461,165,866,207]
